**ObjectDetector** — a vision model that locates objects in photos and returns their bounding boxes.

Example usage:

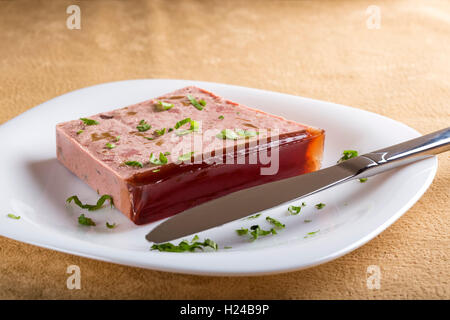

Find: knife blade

[146,127,449,243]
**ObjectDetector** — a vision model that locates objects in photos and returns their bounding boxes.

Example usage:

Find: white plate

[0,79,437,276]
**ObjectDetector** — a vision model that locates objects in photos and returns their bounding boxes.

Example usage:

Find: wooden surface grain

[0,0,448,299]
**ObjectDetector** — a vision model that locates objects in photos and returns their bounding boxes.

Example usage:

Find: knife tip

[145,230,166,244]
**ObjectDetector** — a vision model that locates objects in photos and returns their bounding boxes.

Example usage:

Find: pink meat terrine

[56,86,325,225]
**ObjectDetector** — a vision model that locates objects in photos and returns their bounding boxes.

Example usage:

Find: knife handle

[349,127,450,179]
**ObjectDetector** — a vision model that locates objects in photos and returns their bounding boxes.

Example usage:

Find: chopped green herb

[137,119,151,132]
[164,151,171,156]
[80,118,99,126]
[152,169,160,173]
[203,239,218,250]
[114,136,120,142]
[154,128,166,136]
[288,205,301,215]
[66,195,114,211]
[236,129,258,138]
[304,230,320,238]
[168,128,174,132]
[155,100,174,111]
[175,119,199,136]
[190,120,199,131]
[76,130,84,135]
[266,216,285,229]
[218,115,224,120]
[144,137,155,140]
[174,118,191,129]
[315,203,326,210]
[187,94,205,110]
[7,213,20,220]
[216,129,257,140]
[359,178,368,183]
[337,150,358,163]
[106,222,116,229]
[304,219,312,223]
[150,236,218,252]
[191,235,199,242]
[105,142,116,149]
[249,225,277,240]
[224,246,232,249]
[78,214,96,226]
[302,202,307,207]
[149,152,168,165]
[216,129,240,140]
[245,213,261,220]
[124,161,144,168]
[178,151,194,162]
[236,228,249,236]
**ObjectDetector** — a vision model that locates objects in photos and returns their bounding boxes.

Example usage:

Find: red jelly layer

[127,129,324,224]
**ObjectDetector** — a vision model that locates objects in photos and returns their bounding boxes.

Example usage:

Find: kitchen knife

[146,127,449,243]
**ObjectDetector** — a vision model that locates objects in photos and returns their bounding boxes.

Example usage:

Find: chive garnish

[78,214,96,226]
[154,128,166,136]
[124,161,144,168]
[105,142,116,149]
[216,129,258,140]
[315,203,326,210]
[337,150,358,163]
[236,225,277,241]
[66,195,114,211]
[288,205,301,215]
[137,119,151,132]
[149,152,168,165]
[174,118,199,136]
[174,118,191,129]
[150,236,218,252]
[216,129,240,140]
[249,225,277,241]
[187,95,206,110]
[245,213,261,220]
[106,222,117,229]
[236,129,258,138]
[236,228,249,236]
[7,213,20,220]
[266,216,285,229]
[304,230,320,238]
[155,101,174,111]
[218,115,224,120]
[80,118,99,126]
[76,130,84,135]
